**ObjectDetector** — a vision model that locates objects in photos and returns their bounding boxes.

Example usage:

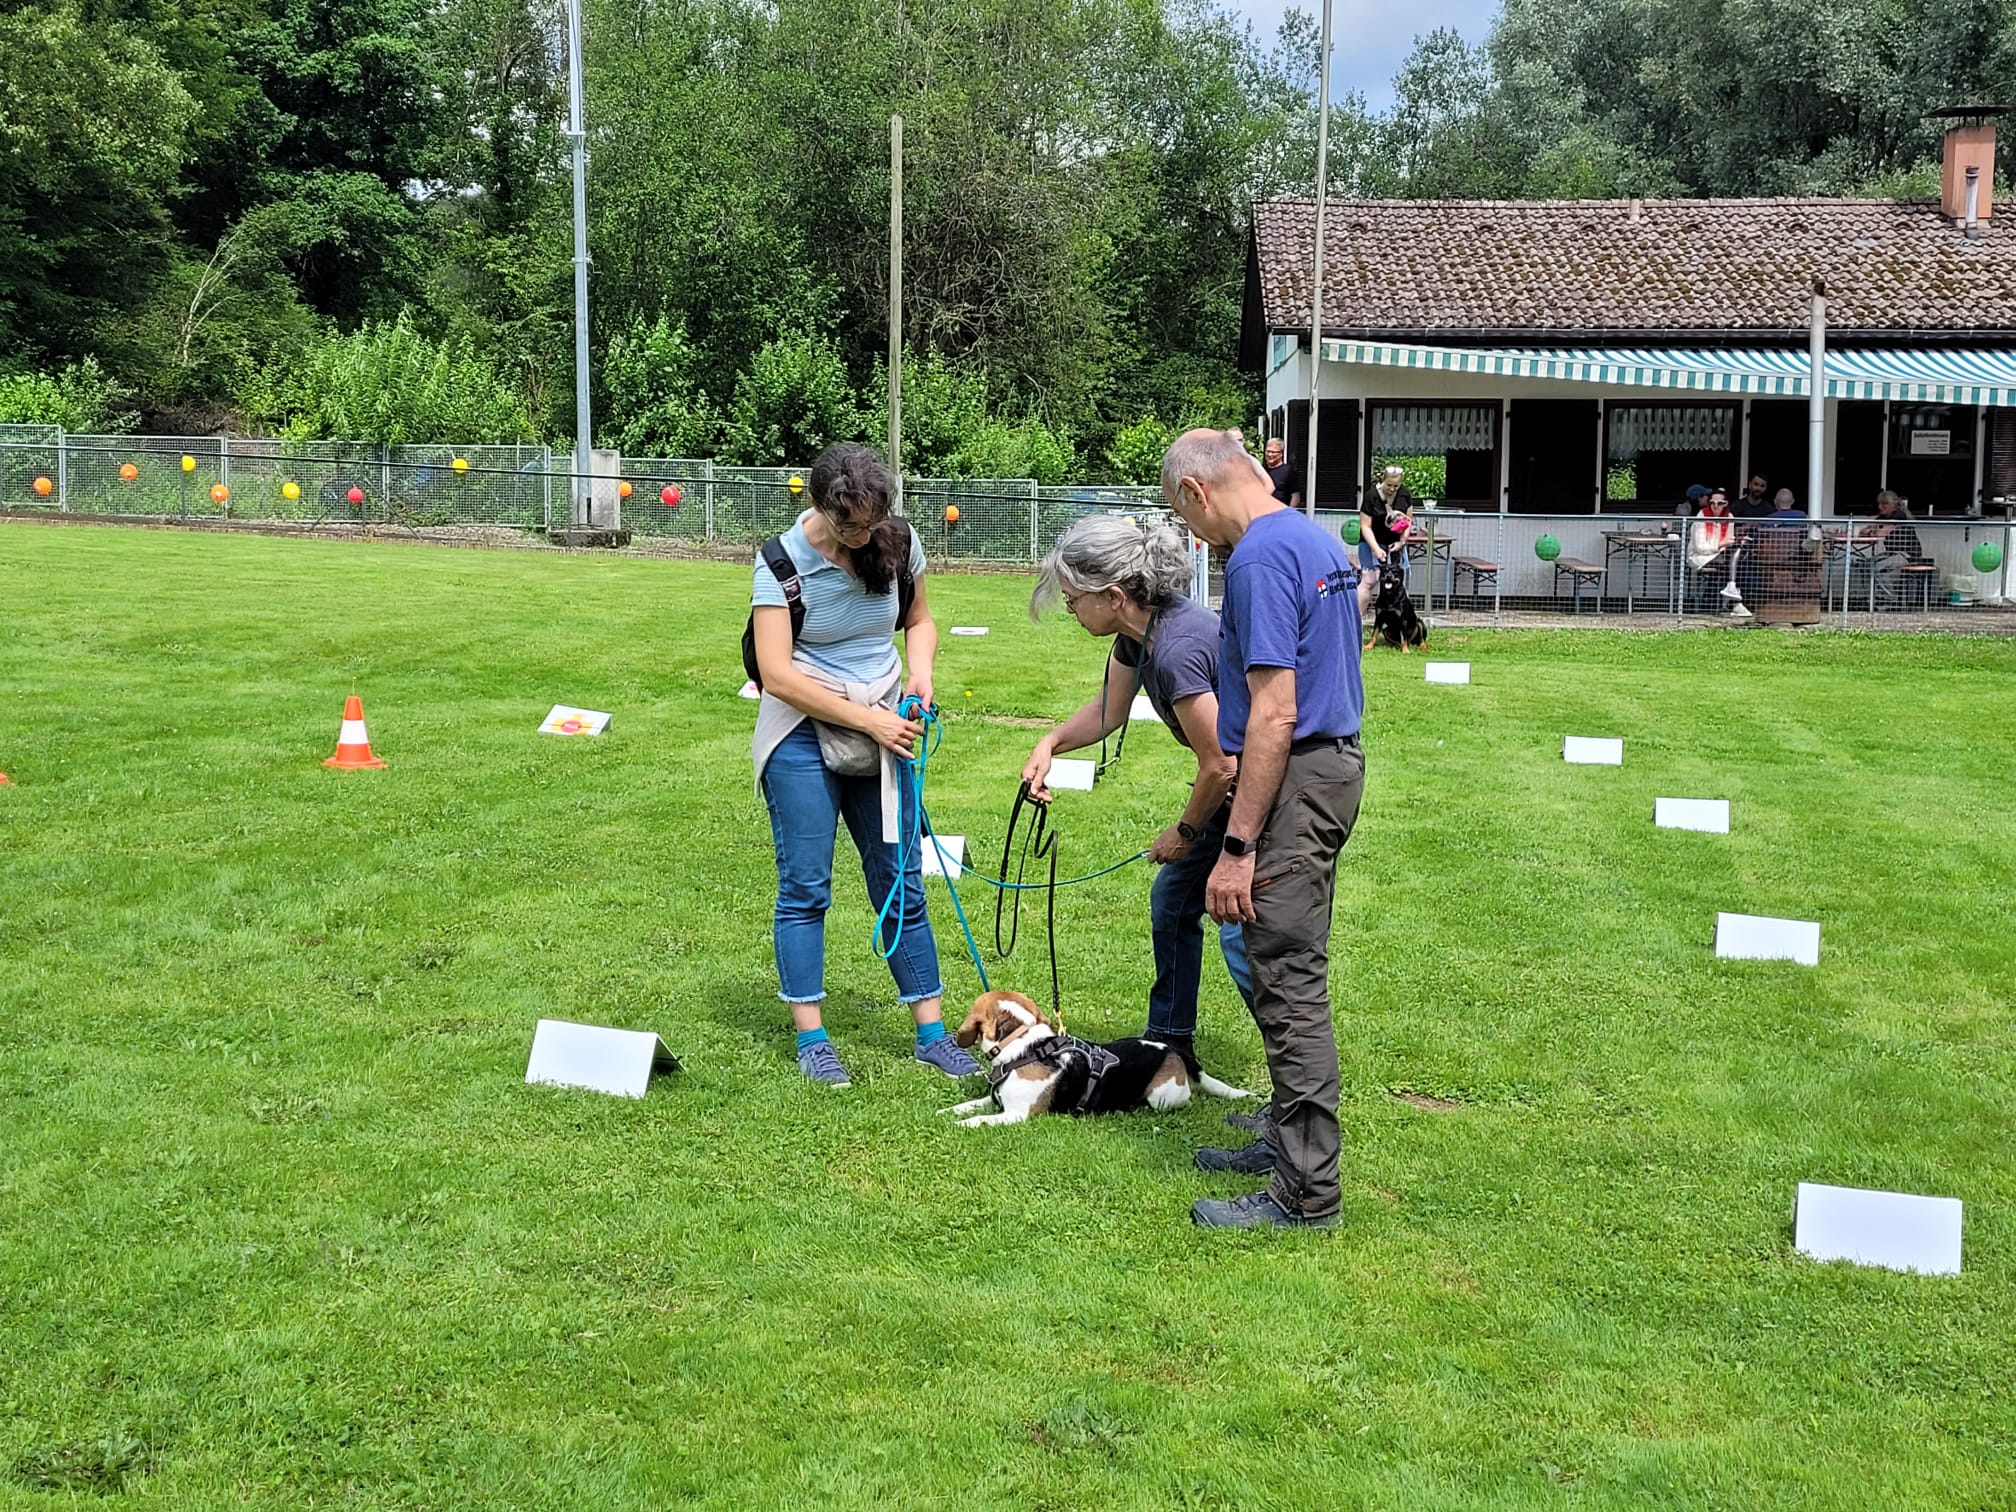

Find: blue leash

[870,698,1148,993]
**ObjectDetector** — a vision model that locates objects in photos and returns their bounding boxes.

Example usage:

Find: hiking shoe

[1191,1191,1336,1230]
[1225,1101,1274,1134]
[914,1036,981,1078]
[1194,1142,1277,1175]
[798,1040,852,1087]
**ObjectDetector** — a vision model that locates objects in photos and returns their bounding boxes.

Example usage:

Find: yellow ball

[964,690,972,698]
[788,475,804,495]
[282,480,301,501]
[452,456,469,474]
[181,455,196,473]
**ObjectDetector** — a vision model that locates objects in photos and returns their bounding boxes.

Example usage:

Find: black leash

[995,781,1066,1031]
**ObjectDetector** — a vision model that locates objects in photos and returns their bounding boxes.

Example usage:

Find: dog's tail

[1195,1071,1254,1100]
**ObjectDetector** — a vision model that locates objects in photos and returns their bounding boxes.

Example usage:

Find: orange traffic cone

[324,695,386,769]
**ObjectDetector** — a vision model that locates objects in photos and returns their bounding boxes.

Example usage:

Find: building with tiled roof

[1245,117,2016,523]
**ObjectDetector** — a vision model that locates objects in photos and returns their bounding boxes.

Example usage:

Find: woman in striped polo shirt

[748,444,981,1088]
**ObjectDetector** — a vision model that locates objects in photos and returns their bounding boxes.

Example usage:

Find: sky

[1226,0,1501,110]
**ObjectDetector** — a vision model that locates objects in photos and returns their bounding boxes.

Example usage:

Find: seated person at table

[1769,488,1805,519]
[1863,490,1925,606]
[1686,489,1735,606]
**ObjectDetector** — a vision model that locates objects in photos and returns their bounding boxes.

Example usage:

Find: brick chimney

[1939,112,1998,230]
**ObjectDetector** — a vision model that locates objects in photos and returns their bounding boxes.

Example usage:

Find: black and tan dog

[939,990,1250,1127]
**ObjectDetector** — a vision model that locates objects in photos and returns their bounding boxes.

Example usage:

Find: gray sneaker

[914,1035,981,1078]
[798,1040,851,1087]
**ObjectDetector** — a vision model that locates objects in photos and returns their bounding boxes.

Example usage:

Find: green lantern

[1341,516,1362,545]
[1534,533,1562,562]
[1972,540,2003,574]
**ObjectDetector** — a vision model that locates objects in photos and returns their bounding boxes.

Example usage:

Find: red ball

[347,487,364,505]
[660,485,681,507]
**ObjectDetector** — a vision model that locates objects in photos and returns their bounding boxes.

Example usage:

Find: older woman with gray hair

[1022,514,1255,1061]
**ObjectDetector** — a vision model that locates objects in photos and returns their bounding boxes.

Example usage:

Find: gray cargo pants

[1244,735,1364,1219]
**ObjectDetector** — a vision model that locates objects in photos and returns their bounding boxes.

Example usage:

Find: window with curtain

[1367,403,1499,508]
[1603,403,1738,509]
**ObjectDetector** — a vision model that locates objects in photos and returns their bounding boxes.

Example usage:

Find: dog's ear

[952,1001,988,1048]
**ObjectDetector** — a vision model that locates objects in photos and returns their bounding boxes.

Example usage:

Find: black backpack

[741,527,916,687]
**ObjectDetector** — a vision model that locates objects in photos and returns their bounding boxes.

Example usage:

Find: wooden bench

[1552,558,1605,613]
[1451,556,1499,606]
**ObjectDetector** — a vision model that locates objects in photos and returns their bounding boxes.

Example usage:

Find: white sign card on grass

[1130,694,1158,722]
[1715,911,1820,966]
[1424,662,1470,685]
[920,834,966,878]
[738,680,761,701]
[539,705,612,737]
[525,1019,680,1099]
[1563,736,1624,765]
[1795,1182,1962,1275]
[1047,757,1097,792]
[950,626,990,636]
[1655,798,1731,833]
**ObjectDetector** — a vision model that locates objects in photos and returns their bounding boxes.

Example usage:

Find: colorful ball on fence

[210,483,229,505]
[181,455,196,473]
[119,462,138,482]
[1535,533,1562,561]
[32,476,52,497]
[347,486,364,505]
[787,475,804,495]
[1341,517,1361,544]
[618,480,633,499]
[661,485,681,507]
[452,456,469,475]
[1972,540,2003,574]
[944,505,960,524]
[282,480,301,501]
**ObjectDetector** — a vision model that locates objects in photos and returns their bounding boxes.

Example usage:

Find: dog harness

[987,1033,1120,1116]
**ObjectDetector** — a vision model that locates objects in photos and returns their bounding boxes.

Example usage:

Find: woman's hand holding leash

[1019,741,1055,804]
[904,672,934,714]
[867,706,924,758]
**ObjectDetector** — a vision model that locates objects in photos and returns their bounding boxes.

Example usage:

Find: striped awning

[1321,340,2016,406]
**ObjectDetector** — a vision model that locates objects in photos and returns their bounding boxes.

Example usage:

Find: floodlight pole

[1808,277,1826,518]
[889,114,904,508]
[1303,0,1332,519]
[566,0,593,526]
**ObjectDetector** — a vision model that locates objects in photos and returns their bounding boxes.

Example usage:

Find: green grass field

[3,524,2013,1509]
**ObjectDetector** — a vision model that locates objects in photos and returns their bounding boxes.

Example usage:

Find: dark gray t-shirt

[1112,594,1220,749]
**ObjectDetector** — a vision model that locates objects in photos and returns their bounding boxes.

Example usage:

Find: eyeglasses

[818,507,877,539]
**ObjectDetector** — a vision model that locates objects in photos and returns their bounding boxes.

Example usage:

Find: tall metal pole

[1303,0,1332,518]
[1808,277,1826,518]
[566,0,593,525]
[889,115,904,501]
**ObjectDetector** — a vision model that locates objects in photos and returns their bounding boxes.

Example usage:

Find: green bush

[1370,453,1447,501]
[600,314,719,458]
[240,314,531,444]
[1105,415,1176,485]
[0,358,136,433]
[722,330,862,465]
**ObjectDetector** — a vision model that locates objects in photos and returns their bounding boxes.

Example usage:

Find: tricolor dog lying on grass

[939,989,1250,1127]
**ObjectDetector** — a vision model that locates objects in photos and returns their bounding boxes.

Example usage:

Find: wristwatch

[1177,821,1200,843]
[1221,833,1253,857]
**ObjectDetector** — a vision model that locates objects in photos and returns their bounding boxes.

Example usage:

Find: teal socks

[915,1019,947,1048]
[797,1027,829,1054]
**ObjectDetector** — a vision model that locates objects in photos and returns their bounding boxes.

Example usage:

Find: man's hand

[1205,852,1256,924]
[1149,825,1190,865]
[1019,741,1055,803]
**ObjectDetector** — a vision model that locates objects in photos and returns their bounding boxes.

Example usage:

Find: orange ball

[210,483,229,504]
[119,462,138,482]
[944,505,960,524]
[32,476,52,497]
[618,479,633,499]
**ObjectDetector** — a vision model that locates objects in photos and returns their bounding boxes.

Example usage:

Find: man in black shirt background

[1264,437,1301,511]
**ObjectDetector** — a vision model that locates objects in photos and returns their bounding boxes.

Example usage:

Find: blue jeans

[1147,807,1255,1037]
[760,722,944,1005]
[1358,540,1406,579]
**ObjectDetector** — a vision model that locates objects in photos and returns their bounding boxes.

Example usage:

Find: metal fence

[8,425,2012,622]
[1231,508,2016,627]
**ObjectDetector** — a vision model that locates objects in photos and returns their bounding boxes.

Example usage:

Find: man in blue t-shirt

[1161,428,1367,1231]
